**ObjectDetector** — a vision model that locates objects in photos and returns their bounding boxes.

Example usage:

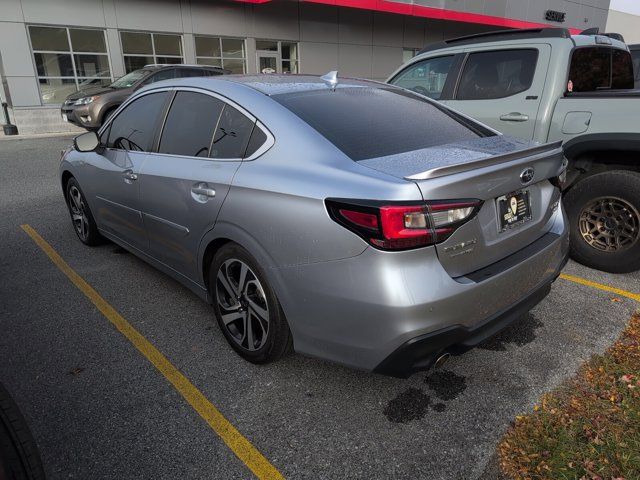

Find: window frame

[119,30,184,73]
[26,24,113,106]
[255,40,300,74]
[194,35,247,73]
[99,87,173,153]
[565,45,635,95]
[150,87,274,161]
[453,48,540,101]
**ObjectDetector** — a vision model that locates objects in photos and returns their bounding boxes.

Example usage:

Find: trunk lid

[358,135,565,277]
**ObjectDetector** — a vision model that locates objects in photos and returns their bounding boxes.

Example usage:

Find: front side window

[28,26,112,104]
[106,92,168,151]
[210,105,254,159]
[456,49,538,100]
[142,69,176,85]
[274,87,483,161]
[390,56,454,100]
[195,36,246,73]
[568,47,634,92]
[109,69,152,89]
[159,92,224,157]
[120,31,183,73]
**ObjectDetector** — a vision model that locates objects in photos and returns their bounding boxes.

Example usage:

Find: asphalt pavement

[1,135,638,479]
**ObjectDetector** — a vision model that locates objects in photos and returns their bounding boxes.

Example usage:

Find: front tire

[65,177,102,246]
[564,170,640,273]
[209,243,292,364]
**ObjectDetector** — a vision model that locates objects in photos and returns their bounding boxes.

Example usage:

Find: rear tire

[0,383,45,480]
[209,243,293,364]
[564,170,640,273]
[65,177,102,246]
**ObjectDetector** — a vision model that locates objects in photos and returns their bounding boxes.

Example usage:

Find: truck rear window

[273,87,485,161]
[568,47,634,92]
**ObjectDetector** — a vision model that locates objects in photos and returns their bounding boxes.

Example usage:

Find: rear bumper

[373,253,567,377]
[273,204,569,374]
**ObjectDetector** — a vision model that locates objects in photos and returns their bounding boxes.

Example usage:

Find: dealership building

[0,0,613,134]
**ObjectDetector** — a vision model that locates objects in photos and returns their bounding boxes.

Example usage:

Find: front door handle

[191,185,216,198]
[123,170,138,182]
[500,112,529,122]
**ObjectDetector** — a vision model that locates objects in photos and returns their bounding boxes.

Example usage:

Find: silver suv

[60,74,568,376]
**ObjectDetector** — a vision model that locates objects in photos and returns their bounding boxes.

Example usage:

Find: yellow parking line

[559,273,640,302]
[20,225,284,480]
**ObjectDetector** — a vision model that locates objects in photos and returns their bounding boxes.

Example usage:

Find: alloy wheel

[68,185,90,241]
[215,259,270,352]
[579,196,640,252]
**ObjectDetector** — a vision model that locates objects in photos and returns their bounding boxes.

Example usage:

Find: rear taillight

[327,199,482,251]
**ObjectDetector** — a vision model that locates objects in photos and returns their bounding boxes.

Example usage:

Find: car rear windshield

[272,87,486,161]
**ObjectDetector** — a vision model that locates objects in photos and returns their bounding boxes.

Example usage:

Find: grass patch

[499,312,640,480]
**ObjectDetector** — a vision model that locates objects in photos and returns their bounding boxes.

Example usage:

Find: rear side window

[143,69,176,85]
[159,91,224,157]
[244,125,268,158]
[107,91,168,151]
[456,49,538,100]
[568,47,634,92]
[633,49,640,88]
[273,87,483,161]
[389,56,454,100]
[210,105,254,159]
[177,68,208,78]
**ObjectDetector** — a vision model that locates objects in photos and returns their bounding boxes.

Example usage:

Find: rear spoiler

[405,141,563,181]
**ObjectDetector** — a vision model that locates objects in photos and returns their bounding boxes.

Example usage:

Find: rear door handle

[123,170,138,182]
[500,112,529,122]
[191,185,216,198]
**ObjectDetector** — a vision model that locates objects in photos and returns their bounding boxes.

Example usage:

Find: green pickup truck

[388,28,640,273]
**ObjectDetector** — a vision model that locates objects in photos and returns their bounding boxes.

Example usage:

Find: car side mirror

[74,131,100,152]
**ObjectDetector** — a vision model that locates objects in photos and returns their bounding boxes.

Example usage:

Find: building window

[120,31,183,73]
[28,25,112,105]
[255,40,299,74]
[194,36,246,74]
[403,48,420,63]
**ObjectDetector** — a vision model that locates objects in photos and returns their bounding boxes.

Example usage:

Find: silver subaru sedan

[60,74,569,377]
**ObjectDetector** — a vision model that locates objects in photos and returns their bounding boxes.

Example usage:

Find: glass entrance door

[257,52,280,74]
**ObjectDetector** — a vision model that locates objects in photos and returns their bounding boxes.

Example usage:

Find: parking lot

[1,135,639,479]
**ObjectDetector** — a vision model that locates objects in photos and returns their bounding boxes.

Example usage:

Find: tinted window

[210,105,254,159]
[612,49,634,89]
[274,87,482,161]
[244,125,268,158]
[143,69,175,85]
[159,92,224,157]
[390,56,454,100]
[177,68,209,78]
[107,92,168,151]
[632,49,640,88]
[457,49,538,100]
[569,47,634,92]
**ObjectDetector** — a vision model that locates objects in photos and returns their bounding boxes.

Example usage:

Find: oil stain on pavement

[384,370,467,423]
[477,313,542,351]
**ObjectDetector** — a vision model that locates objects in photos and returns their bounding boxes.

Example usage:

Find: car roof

[144,64,228,72]
[220,74,383,96]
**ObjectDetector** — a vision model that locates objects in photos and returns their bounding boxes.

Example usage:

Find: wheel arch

[563,133,640,192]
[61,169,74,197]
[198,223,285,301]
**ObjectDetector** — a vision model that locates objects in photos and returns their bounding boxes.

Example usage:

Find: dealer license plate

[497,190,532,232]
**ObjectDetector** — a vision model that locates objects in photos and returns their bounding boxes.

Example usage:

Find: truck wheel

[564,170,640,273]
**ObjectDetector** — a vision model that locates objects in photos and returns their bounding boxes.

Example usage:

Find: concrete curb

[0,132,76,141]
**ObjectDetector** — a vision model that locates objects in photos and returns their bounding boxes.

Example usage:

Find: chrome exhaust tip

[434,352,451,369]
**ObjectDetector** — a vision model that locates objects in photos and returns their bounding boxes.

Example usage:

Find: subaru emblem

[520,167,535,185]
